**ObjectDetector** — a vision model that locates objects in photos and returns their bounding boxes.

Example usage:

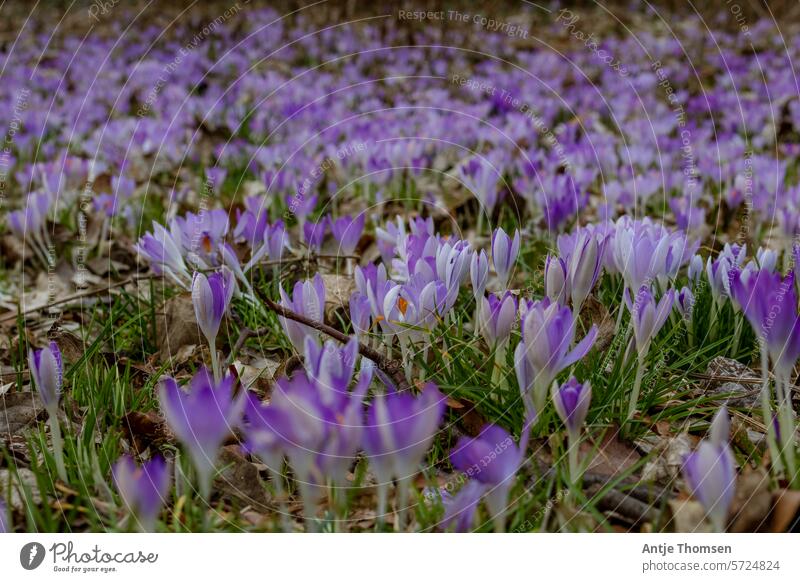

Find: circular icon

[20,542,46,570]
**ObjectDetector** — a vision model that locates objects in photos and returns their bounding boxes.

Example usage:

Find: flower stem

[48,411,67,482]
[627,353,646,423]
[395,477,411,532]
[777,373,797,483]
[567,432,580,486]
[760,348,783,475]
[209,338,220,382]
[375,482,388,531]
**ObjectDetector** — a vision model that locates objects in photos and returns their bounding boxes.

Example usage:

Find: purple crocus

[676,286,695,320]
[517,298,597,416]
[682,407,736,531]
[28,341,62,410]
[729,268,800,379]
[278,273,326,351]
[544,255,568,305]
[303,336,359,407]
[729,267,800,477]
[113,456,170,531]
[363,383,446,529]
[303,217,328,253]
[135,222,191,287]
[491,228,520,290]
[470,249,489,303]
[624,285,675,420]
[265,368,370,530]
[449,422,531,532]
[440,480,486,532]
[625,285,676,357]
[244,220,288,271]
[192,267,235,380]
[158,368,245,498]
[349,292,371,339]
[29,341,66,481]
[479,292,517,349]
[564,228,605,313]
[552,377,591,482]
[330,214,365,256]
[552,377,591,436]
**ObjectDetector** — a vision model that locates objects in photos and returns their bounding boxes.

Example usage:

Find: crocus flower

[440,480,486,532]
[158,368,245,498]
[435,239,472,315]
[682,407,736,531]
[491,228,520,290]
[303,336,359,407]
[479,292,517,347]
[470,249,489,303]
[676,286,695,320]
[625,285,675,357]
[729,268,800,379]
[244,220,288,271]
[459,156,501,217]
[279,273,326,351]
[29,341,66,481]
[363,383,446,529]
[192,267,235,380]
[205,166,227,193]
[349,292,371,339]
[544,255,568,305]
[331,214,365,256]
[688,254,704,283]
[517,298,597,415]
[729,267,800,477]
[113,456,170,531]
[564,228,605,313]
[552,378,591,482]
[624,285,675,421]
[135,222,191,287]
[266,368,370,530]
[449,422,531,532]
[552,377,591,436]
[303,217,328,253]
[29,341,62,410]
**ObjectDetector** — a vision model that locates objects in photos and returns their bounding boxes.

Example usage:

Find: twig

[255,291,411,391]
[0,274,160,323]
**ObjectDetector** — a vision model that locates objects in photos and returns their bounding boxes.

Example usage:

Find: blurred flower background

[0,0,799,533]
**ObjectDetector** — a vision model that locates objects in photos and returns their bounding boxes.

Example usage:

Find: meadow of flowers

[0,1,799,534]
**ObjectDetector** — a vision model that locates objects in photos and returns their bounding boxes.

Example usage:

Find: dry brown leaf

[729,467,771,532]
[213,445,271,512]
[157,293,204,362]
[320,273,355,320]
[0,391,44,442]
[581,427,641,479]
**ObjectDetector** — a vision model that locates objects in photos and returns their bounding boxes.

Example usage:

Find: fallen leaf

[157,293,205,362]
[213,445,271,512]
[0,391,44,442]
[582,427,641,480]
[729,467,771,532]
[320,273,355,320]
